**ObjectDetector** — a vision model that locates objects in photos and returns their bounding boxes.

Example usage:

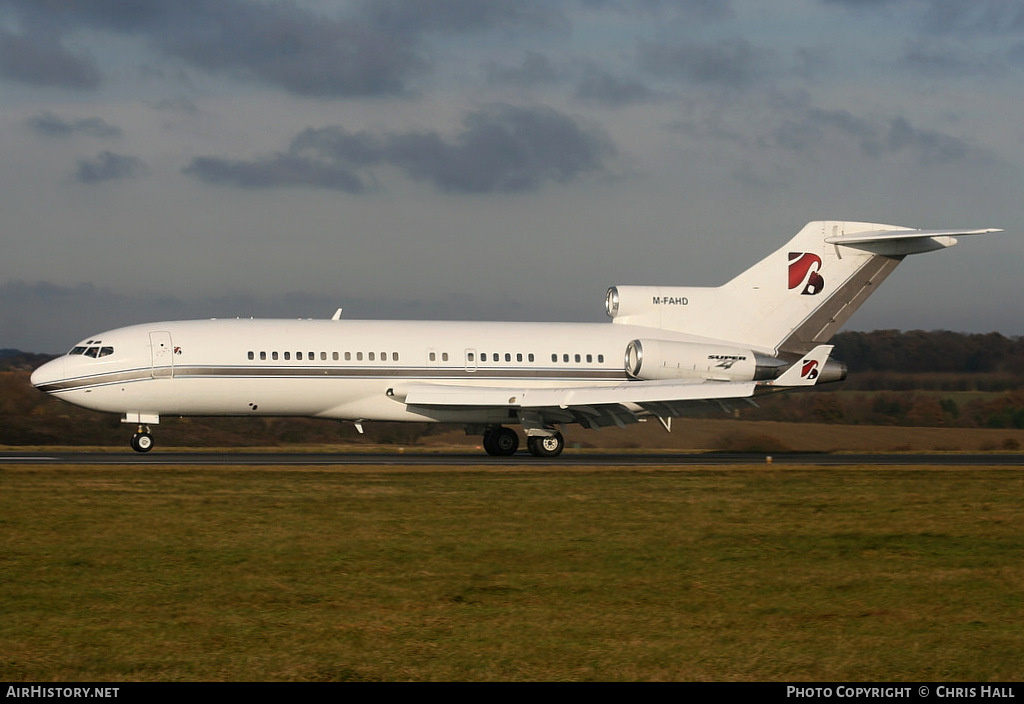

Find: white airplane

[31,220,998,456]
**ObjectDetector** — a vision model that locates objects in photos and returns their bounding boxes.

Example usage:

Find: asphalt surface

[3,450,1023,466]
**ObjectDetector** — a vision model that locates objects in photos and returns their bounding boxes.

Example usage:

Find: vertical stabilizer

[607,222,998,354]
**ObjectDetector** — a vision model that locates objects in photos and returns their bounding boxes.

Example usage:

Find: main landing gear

[481,426,565,457]
[482,426,519,456]
[527,433,564,457]
[130,426,154,453]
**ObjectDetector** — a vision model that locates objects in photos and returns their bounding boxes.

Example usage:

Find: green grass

[2,464,1022,681]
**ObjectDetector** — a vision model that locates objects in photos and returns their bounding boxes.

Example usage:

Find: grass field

[2,463,1022,681]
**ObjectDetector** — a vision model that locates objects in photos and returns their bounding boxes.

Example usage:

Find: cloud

[771,108,983,165]
[185,104,615,193]
[577,0,733,22]
[75,152,148,184]
[0,30,100,89]
[484,52,559,87]
[921,0,1024,34]
[27,112,122,138]
[821,0,1024,35]
[0,0,569,97]
[574,65,657,107]
[0,0,422,97]
[359,0,568,34]
[637,37,775,87]
[184,154,369,193]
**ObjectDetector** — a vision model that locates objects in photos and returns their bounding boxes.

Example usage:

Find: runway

[3,450,1023,466]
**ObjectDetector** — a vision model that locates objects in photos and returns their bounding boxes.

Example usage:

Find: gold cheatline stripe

[36,365,630,393]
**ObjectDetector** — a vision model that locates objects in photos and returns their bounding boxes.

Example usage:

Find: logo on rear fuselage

[708,353,747,369]
[788,252,825,295]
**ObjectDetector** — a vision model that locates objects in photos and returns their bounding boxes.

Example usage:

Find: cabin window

[563,354,569,363]
[516,353,523,362]
[248,351,254,360]
[260,351,267,360]
[551,354,557,362]
[392,352,399,361]
[467,352,475,362]
[598,354,604,363]
[442,352,449,362]
[272,351,279,360]
[429,352,436,362]
[380,351,387,361]
[333,352,339,361]
[357,352,363,361]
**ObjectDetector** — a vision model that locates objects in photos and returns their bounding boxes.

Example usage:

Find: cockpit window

[68,345,114,358]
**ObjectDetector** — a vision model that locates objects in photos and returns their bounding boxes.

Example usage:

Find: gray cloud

[359,0,569,35]
[75,152,148,184]
[0,30,100,89]
[0,0,421,97]
[27,112,122,138]
[0,0,570,97]
[771,108,982,165]
[185,104,615,194]
[577,0,733,22]
[184,154,369,193]
[821,0,1024,34]
[574,65,657,107]
[637,37,775,87]
[921,0,1024,34]
[484,52,559,87]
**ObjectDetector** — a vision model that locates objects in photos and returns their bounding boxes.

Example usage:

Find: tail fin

[608,221,999,354]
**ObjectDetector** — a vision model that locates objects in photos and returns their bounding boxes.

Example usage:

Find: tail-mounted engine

[625,339,786,382]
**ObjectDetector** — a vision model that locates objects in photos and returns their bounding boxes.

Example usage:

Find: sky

[1,0,1022,353]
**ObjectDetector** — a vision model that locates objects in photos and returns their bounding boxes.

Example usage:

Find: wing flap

[397,379,757,409]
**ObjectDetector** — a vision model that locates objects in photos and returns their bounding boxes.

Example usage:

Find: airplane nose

[30,357,65,390]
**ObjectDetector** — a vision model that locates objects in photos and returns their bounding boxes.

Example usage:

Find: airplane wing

[391,379,757,430]
[389,345,838,430]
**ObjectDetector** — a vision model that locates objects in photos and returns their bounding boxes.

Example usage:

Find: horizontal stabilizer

[826,227,1001,256]
[772,345,834,387]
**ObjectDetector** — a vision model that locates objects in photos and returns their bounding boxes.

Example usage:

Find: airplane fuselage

[31,317,744,425]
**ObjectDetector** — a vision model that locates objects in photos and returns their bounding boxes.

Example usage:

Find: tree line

[1,330,1022,446]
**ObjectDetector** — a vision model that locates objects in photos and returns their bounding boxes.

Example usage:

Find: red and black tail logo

[788,252,825,296]
[801,359,820,380]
